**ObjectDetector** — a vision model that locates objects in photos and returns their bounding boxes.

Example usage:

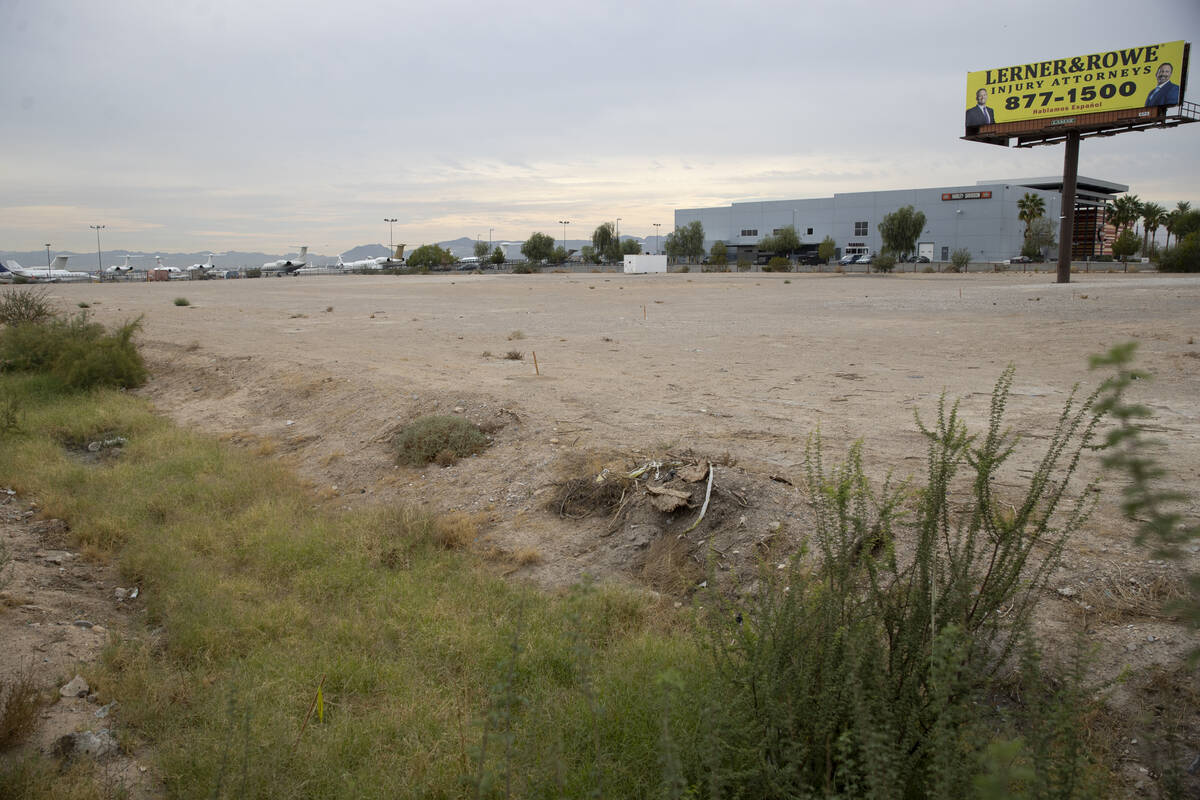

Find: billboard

[965,41,1187,130]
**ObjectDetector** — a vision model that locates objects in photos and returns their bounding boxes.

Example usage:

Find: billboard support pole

[1056,130,1080,284]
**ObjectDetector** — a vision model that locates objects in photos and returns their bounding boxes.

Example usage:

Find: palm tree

[1108,194,1143,238]
[1164,201,1192,253]
[1017,192,1046,240]
[1140,202,1167,257]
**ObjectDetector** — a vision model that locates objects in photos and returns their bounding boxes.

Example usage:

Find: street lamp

[653,223,661,255]
[558,220,570,262]
[44,243,52,276]
[615,217,621,259]
[90,225,105,279]
[489,228,494,251]
[384,218,398,251]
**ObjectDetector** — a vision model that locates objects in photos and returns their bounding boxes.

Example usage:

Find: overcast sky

[3,0,1198,254]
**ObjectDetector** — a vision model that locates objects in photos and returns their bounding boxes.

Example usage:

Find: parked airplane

[151,256,186,279]
[262,246,308,275]
[1,257,94,283]
[106,255,143,275]
[186,253,220,275]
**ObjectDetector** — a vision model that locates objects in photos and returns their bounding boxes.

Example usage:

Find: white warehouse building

[674,176,1128,264]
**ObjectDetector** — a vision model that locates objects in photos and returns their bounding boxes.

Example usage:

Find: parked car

[1007,255,1032,264]
[913,255,930,263]
[837,253,859,266]
[853,253,874,265]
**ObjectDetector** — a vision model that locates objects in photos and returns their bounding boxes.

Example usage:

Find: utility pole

[558,220,570,263]
[384,218,398,252]
[653,223,661,255]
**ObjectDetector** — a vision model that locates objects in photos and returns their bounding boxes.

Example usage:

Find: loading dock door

[918,242,934,261]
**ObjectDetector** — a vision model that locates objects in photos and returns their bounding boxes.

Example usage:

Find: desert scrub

[0,287,56,326]
[0,313,146,391]
[394,414,488,466]
[173,297,190,306]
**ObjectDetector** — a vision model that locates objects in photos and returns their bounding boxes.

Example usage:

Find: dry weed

[433,512,481,550]
[0,666,42,749]
[1076,567,1187,621]
[641,533,704,595]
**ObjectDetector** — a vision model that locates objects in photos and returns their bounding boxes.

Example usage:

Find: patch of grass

[173,297,190,306]
[77,302,90,309]
[393,414,489,466]
[0,287,57,326]
[504,350,524,361]
[507,330,525,340]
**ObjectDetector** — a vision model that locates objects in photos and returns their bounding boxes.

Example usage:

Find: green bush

[174,297,190,306]
[736,258,752,272]
[244,268,263,278]
[394,415,489,466]
[1159,232,1200,272]
[511,263,541,274]
[0,287,56,326]
[873,252,896,273]
[763,256,792,272]
[951,248,972,271]
[0,314,147,391]
[697,368,1104,797]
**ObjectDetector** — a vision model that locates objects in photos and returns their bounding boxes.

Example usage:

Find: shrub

[922,265,935,273]
[951,248,972,271]
[764,257,791,272]
[736,258,752,272]
[512,263,541,274]
[1160,232,1200,272]
[873,252,896,273]
[0,287,56,326]
[394,415,489,466]
[244,268,262,278]
[0,314,147,390]
[698,367,1104,797]
[174,297,190,306]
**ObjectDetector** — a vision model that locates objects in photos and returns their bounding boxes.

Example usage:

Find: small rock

[114,588,128,600]
[94,701,117,719]
[285,420,295,426]
[72,620,94,629]
[87,441,102,453]
[549,438,560,445]
[453,406,465,414]
[1125,644,1138,652]
[92,625,106,634]
[60,675,90,698]
[53,729,119,759]
[1056,586,1078,597]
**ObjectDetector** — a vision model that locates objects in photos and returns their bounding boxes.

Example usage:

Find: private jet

[1,257,95,283]
[186,253,220,276]
[262,246,308,275]
[105,255,143,276]
[151,256,186,280]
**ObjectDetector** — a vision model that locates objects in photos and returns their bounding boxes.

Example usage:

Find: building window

[806,227,814,236]
[772,228,783,235]
[854,221,868,237]
[740,229,758,237]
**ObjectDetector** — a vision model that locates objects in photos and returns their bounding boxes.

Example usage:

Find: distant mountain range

[2,234,649,271]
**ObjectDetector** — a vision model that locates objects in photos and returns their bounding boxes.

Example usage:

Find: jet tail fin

[393,244,405,260]
[51,256,70,270]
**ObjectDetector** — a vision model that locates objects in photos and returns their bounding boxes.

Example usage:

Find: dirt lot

[7,269,1200,790]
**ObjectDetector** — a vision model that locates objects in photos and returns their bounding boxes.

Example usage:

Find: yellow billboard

[965,41,1187,129]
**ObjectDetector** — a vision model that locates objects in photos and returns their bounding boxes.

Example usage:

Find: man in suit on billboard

[1145,62,1181,106]
[966,88,996,126]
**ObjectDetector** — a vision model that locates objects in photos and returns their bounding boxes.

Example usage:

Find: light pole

[44,243,52,276]
[384,218,397,252]
[489,228,494,251]
[615,217,621,260]
[558,220,570,263]
[90,225,105,279]
[653,223,661,255]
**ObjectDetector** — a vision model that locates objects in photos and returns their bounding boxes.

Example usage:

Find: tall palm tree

[1141,202,1167,257]
[1164,201,1193,253]
[1109,194,1143,237]
[1017,192,1046,239]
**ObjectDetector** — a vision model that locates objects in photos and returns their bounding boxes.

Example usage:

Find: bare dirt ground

[6,269,1199,793]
